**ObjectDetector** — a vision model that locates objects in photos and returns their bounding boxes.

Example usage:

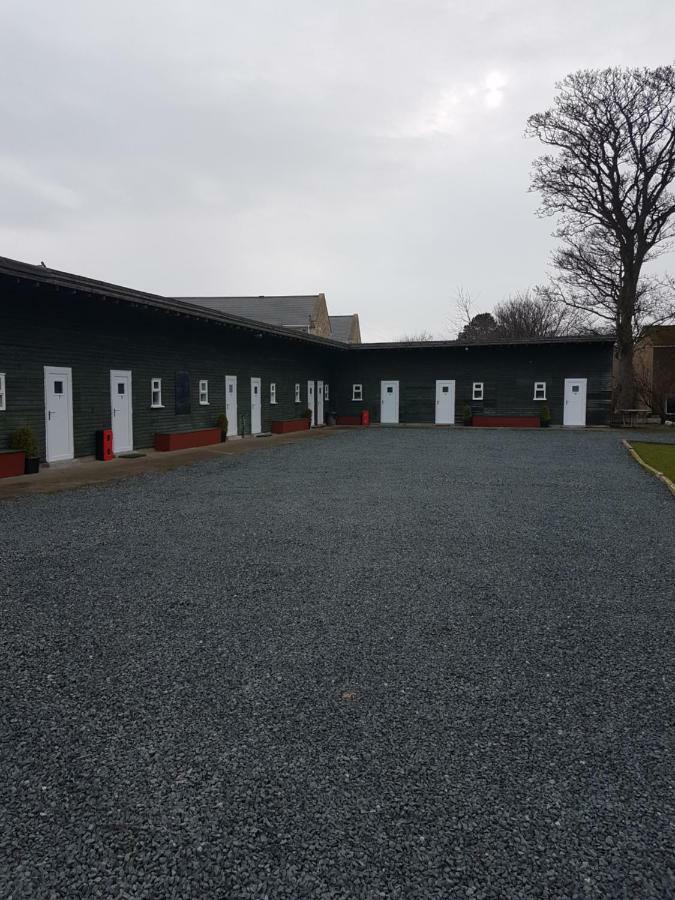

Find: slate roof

[329,315,361,343]
[177,295,322,332]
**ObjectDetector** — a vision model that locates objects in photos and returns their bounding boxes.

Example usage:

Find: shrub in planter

[539,404,551,428]
[301,408,313,421]
[9,426,40,474]
[462,403,472,426]
[215,413,228,440]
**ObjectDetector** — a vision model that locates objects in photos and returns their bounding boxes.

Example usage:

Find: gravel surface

[1,428,674,899]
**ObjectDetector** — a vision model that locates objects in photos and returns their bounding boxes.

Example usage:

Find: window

[151,378,163,408]
[533,381,547,400]
[324,383,329,401]
[294,383,301,403]
[199,379,209,405]
[472,382,484,401]
[352,384,363,401]
[0,373,5,411]
[54,380,64,395]
[270,382,277,404]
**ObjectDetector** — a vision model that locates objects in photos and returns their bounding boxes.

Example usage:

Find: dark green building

[0,257,614,463]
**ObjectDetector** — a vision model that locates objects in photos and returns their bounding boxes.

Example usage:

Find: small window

[228,382,234,394]
[198,379,209,405]
[0,373,5,411]
[270,383,277,404]
[151,377,163,408]
[295,383,301,403]
[572,385,579,394]
[324,383,329,401]
[54,380,64,395]
[352,384,363,401]
[442,386,448,394]
[472,382,484,401]
[533,381,547,400]
[387,386,393,394]
[117,383,125,395]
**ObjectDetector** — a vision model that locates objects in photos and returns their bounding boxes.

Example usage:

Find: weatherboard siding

[0,283,336,459]
[332,344,613,425]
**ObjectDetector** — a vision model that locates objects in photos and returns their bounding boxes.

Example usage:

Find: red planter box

[473,415,541,428]
[0,450,26,478]
[154,428,222,452]
[336,415,362,426]
[271,419,310,434]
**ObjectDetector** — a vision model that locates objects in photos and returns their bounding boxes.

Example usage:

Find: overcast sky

[1,1,673,340]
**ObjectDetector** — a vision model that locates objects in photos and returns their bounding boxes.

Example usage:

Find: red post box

[360,409,370,426]
[96,428,114,461]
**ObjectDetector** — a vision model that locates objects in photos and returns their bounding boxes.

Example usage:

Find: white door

[307,381,315,426]
[44,366,74,462]
[380,380,399,424]
[435,380,455,425]
[110,370,133,453]
[563,378,587,426]
[251,377,262,434]
[225,375,238,437]
[317,380,324,425]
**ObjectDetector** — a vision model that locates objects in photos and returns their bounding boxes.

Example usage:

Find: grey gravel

[1,427,674,899]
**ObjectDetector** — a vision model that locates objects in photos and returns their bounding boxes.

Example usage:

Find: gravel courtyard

[1,428,673,899]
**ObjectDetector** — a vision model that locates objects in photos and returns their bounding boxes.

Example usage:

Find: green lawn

[630,441,675,483]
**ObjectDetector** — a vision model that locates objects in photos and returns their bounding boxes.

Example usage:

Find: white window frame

[533,381,547,401]
[324,383,329,401]
[151,377,164,408]
[294,383,301,403]
[199,379,209,405]
[472,382,484,401]
[270,382,277,404]
[0,373,5,411]
[352,383,363,401]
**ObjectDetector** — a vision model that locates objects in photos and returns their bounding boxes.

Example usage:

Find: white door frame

[563,378,588,427]
[44,365,75,463]
[307,380,315,427]
[380,380,400,424]
[110,369,133,454]
[250,377,262,434]
[225,375,238,438]
[435,379,455,425]
[317,380,324,425]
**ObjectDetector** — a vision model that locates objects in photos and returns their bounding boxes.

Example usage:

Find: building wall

[331,343,613,425]
[0,280,339,459]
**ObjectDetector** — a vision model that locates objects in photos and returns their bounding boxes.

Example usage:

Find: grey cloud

[0,0,673,338]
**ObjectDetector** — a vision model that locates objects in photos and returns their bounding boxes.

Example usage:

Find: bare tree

[538,229,675,341]
[527,66,675,407]
[493,289,589,338]
[399,330,436,342]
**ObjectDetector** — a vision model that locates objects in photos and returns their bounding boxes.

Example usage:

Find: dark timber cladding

[0,260,342,459]
[0,255,615,462]
[332,339,614,426]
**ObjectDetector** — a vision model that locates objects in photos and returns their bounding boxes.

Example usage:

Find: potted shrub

[9,426,40,474]
[539,404,551,428]
[301,408,313,423]
[215,413,228,441]
[462,403,473,426]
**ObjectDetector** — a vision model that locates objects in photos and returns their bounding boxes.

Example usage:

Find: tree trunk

[613,279,638,411]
